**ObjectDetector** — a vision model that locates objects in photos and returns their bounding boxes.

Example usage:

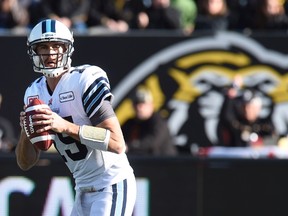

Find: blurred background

[2,0,288,215]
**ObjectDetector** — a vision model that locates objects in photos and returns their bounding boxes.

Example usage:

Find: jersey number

[55,116,88,162]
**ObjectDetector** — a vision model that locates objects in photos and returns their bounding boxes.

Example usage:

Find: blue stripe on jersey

[86,86,110,116]
[42,19,56,33]
[51,20,55,32]
[121,179,127,216]
[82,77,111,116]
[110,184,117,216]
[110,180,128,216]
[83,78,106,105]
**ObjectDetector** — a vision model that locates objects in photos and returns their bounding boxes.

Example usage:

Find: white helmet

[27,19,74,77]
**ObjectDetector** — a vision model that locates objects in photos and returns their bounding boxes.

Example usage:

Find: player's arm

[95,115,126,154]
[15,129,41,171]
[67,101,125,154]
[72,67,126,152]
[84,99,126,153]
[34,100,126,154]
[86,99,126,153]
[48,115,126,154]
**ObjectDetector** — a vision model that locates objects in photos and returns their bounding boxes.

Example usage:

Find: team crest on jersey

[48,98,53,106]
[113,32,288,148]
[27,95,39,105]
[59,91,74,103]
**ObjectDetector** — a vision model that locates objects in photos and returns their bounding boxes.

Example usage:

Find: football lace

[23,117,31,138]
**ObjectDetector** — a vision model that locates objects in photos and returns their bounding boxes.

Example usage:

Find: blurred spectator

[86,0,129,33]
[122,87,178,156]
[128,0,182,30]
[171,0,197,34]
[26,0,45,27]
[0,94,17,152]
[194,0,239,31]
[217,89,278,147]
[122,0,146,29]
[248,0,288,31]
[0,0,29,34]
[222,0,255,31]
[225,74,243,99]
[40,0,90,34]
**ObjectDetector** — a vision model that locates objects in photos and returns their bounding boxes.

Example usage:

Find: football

[23,98,56,151]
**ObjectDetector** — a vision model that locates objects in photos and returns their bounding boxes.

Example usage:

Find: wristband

[79,125,110,151]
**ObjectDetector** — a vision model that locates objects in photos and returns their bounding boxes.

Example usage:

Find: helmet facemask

[28,40,73,78]
[27,19,75,78]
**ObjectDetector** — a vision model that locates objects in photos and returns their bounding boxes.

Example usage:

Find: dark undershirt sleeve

[90,100,116,126]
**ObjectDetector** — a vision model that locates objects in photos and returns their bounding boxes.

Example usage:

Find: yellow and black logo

[114,32,288,150]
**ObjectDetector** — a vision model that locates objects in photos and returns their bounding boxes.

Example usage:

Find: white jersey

[24,64,134,190]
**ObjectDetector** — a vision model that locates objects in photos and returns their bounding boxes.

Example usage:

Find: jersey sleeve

[79,65,114,118]
[23,77,44,105]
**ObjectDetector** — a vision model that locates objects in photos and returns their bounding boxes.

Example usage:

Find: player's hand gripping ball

[23,98,56,151]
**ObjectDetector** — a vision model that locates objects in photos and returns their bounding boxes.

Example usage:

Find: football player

[15,19,136,216]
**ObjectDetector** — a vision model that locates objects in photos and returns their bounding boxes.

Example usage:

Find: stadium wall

[1,154,288,216]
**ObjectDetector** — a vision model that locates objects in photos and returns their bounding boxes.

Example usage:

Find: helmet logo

[42,33,56,38]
